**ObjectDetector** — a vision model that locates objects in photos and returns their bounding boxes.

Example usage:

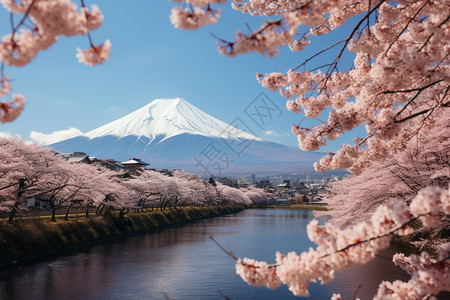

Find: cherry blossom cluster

[247,0,450,174]
[375,244,450,299]
[0,70,25,123]
[0,0,109,124]
[217,15,300,57]
[216,0,374,57]
[169,0,226,30]
[0,93,24,124]
[76,39,111,66]
[235,185,450,298]
[0,0,107,67]
[315,119,450,228]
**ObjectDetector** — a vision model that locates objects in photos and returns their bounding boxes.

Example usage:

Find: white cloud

[0,132,21,139]
[264,130,279,136]
[30,127,83,146]
[0,132,12,138]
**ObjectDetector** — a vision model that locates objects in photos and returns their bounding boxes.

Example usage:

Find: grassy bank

[0,205,245,268]
[250,204,329,211]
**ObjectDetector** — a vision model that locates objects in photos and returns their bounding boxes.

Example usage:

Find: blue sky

[0,0,365,151]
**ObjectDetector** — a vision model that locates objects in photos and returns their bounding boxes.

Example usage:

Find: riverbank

[250,204,329,211]
[0,205,245,269]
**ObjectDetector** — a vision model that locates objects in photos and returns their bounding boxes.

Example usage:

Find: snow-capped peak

[84,98,262,143]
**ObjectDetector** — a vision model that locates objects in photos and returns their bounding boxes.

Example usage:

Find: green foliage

[208,177,217,186]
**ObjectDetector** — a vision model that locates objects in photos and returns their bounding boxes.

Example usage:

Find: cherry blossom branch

[233,186,449,297]
[393,98,449,124]
[80,0,97,49]
[9,0,38,45]
[381,79,445,121]
[292,39,346,71]
[320,0,386,92]
[209,235,239,261]
[384,0,430,55]
[214,209,433,272]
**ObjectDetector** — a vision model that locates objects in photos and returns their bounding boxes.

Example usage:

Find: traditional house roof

[121,157,150,168]
[277,183,289,187]
[219,177,238,187]
[94,159,124,170]
[63,152,92,164]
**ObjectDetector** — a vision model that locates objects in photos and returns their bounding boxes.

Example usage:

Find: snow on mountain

[84,98,262,143]
[50,98,321,175]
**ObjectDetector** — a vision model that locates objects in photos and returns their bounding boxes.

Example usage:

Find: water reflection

[0,209,410,300]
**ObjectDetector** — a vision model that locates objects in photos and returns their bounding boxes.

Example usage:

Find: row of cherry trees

[0,137,264,223]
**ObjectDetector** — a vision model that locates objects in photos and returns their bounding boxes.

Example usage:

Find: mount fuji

[49,98,322,175]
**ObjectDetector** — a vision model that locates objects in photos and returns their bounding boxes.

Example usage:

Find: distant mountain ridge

[50,98,322,175]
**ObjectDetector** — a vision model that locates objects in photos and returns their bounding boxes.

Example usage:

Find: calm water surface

[0,209,408,300]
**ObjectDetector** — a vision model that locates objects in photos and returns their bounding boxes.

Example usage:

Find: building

[256,179,271,189]
[251,174,256,185]
[276,198,289,206]
[219,177,238,188]
[26,196,55,208]
[283,179,291,186]
[62,152,92,164]
[92,158,124,171]
[277,182,291,192]
[121,158,150,169]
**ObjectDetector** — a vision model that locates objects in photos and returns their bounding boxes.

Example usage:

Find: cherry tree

[170,0,449,175]
[0,0,110,123]
[169,1,449,298]
[0,137,123,221]
[57,163,123,220]
[171,170,217,207]
[216,183,252,204]
[240,186,268,204]
[316,118,449,228]
[231,186,450,298]
[121,170,169,212]
[0,137,72,222]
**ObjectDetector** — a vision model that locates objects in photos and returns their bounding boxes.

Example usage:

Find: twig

[393,99,449,124]
[353,284,363,300]
[293,39,346,71]
[209,235,239,261]
[10,0,39,45]
[320,0,387,93]
[381,79,443,95]
[384,0,430,55]
[218,290,233,300]
[80,0,96,49]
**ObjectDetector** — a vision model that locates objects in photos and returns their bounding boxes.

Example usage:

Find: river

[0,209,409,300]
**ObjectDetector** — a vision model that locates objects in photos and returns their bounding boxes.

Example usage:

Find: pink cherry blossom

[76,39,111,66]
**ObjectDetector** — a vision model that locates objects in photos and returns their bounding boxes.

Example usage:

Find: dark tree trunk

[64,204,73,221]
[8,203,19,224]
[51,207,57,222]
[8,179,26,224]
[97,204,105,216]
